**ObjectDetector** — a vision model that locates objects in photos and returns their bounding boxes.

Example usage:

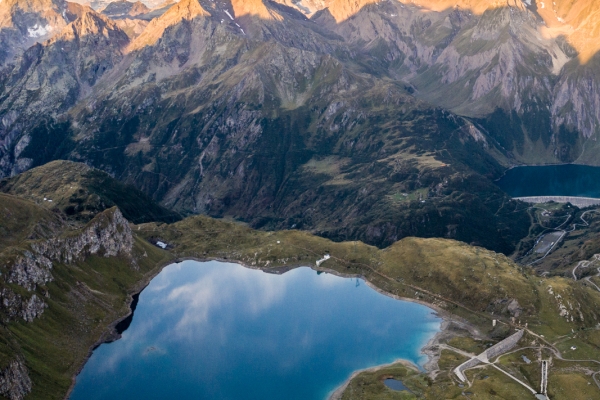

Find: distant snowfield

[28,24,53,38]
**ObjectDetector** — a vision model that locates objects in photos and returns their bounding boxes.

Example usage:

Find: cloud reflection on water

[72,261,441,400]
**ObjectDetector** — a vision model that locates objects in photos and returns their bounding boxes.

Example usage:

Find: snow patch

[156,241,168,249]
[28,24,53,38]
[315,254,331,267]
[224,10,234,20]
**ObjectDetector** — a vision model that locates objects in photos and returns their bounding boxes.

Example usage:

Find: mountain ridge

[2,0,600,253]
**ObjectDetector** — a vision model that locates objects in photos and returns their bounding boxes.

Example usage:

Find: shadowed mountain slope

[5,0,600,253]
[0,160,181,223]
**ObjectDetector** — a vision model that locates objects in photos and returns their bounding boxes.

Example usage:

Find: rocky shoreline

[326,317,475,400]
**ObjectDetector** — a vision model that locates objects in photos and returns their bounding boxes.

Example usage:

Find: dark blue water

[384,378,410,391]
[70,261,440,400]
[496,164,600,197]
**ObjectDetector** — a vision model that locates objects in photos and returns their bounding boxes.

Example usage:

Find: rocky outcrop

[7,252,53,292]
[31,207,134,265]
[5,207,133,293]
[0,289,47,322]
[0,358,31,400]
[102,1,151,20]
[0,0,72,65]
[486,298,523,318]
[1,207,133,323]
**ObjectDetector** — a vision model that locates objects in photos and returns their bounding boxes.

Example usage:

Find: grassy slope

[0,160,181,224]
[140,215,600,399]
[11,240,172,399]
[2,191,599,399]
[0,192,173,398]
[0,193,63,249]
[150,214,600,332]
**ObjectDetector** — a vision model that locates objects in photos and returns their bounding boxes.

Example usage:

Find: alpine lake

[496,164,600,198]
[70,260,441,400]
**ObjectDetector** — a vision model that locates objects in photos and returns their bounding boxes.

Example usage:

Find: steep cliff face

[0,8,129,176]
[0,184,170,399]
[0,358,31,400]
[0,207,134,324]
[0,197,135,399]
[31,207,134,265]
[0,0,72,65]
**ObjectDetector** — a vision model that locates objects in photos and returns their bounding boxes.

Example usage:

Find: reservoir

[496,164,600,198]
[70,260,440,400]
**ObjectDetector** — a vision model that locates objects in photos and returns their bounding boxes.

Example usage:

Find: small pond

[383,378,411,392]
[70,260,440,400]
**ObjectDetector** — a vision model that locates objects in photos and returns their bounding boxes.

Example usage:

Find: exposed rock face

[114,18,150,38]
[0,8,129,176]
[31,207,134,265]
[273,0,332,16]
[0,289,47,322]
[0,0,72,65]
[0,359,31,400]
[102,0,151,19]
[7,251,53,292]
[128,0,209,50]
[0,207,133,322]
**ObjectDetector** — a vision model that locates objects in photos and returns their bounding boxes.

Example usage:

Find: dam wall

[515,196,600,207]
[454,330,524,382]
[485,330,524,360]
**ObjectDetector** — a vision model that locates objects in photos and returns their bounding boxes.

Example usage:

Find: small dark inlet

[115,292,141,335]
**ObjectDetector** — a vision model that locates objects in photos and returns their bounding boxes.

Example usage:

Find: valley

[0,162,598,399]
[3,0,600,254]
[1,0,600,398]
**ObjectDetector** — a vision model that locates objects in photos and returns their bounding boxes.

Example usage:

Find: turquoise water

[70,260,440,400]
[496,164,600,198]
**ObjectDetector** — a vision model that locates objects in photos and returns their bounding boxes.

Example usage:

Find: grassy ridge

[0,160,181,224]
[1,180,599,398]
[141,215,600,337]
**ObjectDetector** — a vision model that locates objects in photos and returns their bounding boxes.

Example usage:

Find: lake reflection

[71,261,440,400]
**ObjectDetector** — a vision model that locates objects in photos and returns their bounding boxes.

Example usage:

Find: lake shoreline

[66,256,478,400]
[326,316,476,400]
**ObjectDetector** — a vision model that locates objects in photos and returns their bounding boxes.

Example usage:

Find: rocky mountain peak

[0,0,71,63]
[230,0,276,19]
[51,7,128,43]
[128,0,209,50]
[102,0,151,19]
[162,0,209,19]
[0,0,67,14]
[326,0,378,22]
[271,0,332,17]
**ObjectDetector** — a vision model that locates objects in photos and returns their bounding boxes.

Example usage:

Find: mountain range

[1,0,600,253]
